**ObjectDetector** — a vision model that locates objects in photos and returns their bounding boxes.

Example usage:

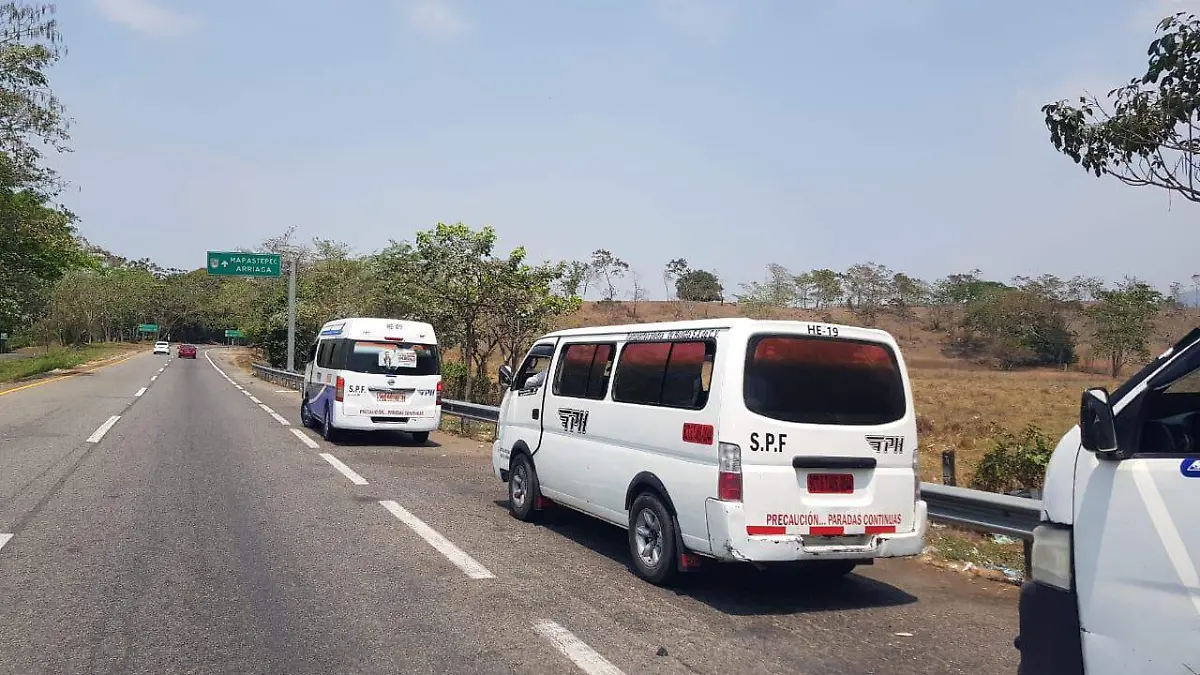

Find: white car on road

[153,341,170,355]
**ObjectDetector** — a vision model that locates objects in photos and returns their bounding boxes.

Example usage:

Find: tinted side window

[613,342,671,405]
[317,341,333,368]
[554,343,616,400]
[613,340,715,409]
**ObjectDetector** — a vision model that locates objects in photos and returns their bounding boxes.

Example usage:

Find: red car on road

[178,344,197,359]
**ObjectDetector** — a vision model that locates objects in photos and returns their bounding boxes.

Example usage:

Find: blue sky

[47,0,1200,298]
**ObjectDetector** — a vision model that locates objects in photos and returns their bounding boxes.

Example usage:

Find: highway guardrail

[251,361,1043,570]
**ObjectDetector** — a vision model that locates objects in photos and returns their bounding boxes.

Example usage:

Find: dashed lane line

[86,416,121,443]
[532,621,626,675]
[378,500,495,580]
[290,428,320,449]
[0,533,11,554]
[319,453,368,485]
[134,387,147,398]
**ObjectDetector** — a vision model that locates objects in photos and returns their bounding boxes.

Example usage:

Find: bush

[441,360,468,400]
[970,425,1054,495]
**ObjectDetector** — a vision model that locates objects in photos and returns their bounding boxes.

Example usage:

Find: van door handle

[532,410,539,420]
[792,456,877,470]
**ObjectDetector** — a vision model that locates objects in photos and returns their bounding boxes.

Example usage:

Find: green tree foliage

[1044,13,1200,202]
[971,425,1054,494]
[589,249,629,302]
[960,288,1077,369]
[1088,278,1164,376]
[675,269,723,302]
[809,269,842,309]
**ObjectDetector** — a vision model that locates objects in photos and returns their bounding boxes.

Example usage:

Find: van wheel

[322,403,340,442]
[508,454,540,522]
[300,397,314,428]
[628,493,679,585]
[410,431,430,444]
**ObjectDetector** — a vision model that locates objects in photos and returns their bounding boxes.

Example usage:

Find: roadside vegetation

[0,342,136,384]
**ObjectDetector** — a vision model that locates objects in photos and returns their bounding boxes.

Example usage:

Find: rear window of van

[344,341,440,376]
[743,335,905,425]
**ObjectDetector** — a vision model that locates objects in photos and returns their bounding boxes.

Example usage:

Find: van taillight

[335,376,345,402]
[436,381,443,405]
[717,442,742,502]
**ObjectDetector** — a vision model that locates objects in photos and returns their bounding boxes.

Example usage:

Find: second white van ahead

[491,318,926,584]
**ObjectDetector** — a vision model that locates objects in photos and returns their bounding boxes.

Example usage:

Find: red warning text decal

[763,513,903,527]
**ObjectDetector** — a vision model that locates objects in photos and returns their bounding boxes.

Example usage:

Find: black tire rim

[634,507,664,570]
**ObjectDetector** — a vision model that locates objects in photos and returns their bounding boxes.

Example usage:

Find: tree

[809,269,842,309]
[1043,13,1200,203]
[840,262,893,324]
[663,258,688,298]
[0,2,70,193]
[736,263,796,309]
[1088,279,1164,376]
[960,289,1077,368]
[675,269,723,302]
[557,260,590,298]
[410,222,508,401]
[794,271,815,309]
[589,249,628,302]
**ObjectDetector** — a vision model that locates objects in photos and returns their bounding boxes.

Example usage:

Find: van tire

[628,493,679,585]
[410,431,430,444]
[508,454,540,522]
[322,403,340,442]
[300,396,315,428]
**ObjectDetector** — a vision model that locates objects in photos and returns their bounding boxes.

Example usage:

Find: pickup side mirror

[1080,387,1120,458]
[498,364,513,388]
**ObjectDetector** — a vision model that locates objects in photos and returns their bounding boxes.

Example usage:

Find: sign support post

[286,257,297,372]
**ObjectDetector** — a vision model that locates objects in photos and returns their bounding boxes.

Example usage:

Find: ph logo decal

[558,408,589,435]
[1180,458,1200,478]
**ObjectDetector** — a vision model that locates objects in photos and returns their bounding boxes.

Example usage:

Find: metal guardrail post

[941,449,957,486]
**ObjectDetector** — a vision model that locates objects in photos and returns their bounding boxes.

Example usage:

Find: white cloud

[404,0,470,40]
[651,0,736,44]
[92,0,200,38]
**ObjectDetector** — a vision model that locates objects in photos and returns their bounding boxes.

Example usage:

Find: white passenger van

[300,317,443,444]
[1017,327,1200,675]
[491,318,926,584]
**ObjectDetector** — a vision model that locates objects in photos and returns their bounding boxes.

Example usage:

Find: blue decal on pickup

[1180,458,1200,478]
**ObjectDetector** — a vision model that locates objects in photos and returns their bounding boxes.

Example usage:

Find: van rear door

[339,340,441,421]
[730,329,917,542]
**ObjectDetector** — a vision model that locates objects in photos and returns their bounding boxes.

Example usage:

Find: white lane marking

[378,500,495,580]
[249,395,262,404]
[275,389,296,394]
[134,387,147,397]
[87,416,121,443]
[151,375,158,382]
[236,385,244,390]
[532,621,625,675]
[259,404,277,415]
[290,428,320,449]
[319,453,368,485]
[158,367,165,373]
[0,533,12,553]
[269,412,291,426]
[1132,462,1200,616]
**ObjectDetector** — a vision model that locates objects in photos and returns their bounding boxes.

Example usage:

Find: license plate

[377,391,407,402]
[807,473,854,494]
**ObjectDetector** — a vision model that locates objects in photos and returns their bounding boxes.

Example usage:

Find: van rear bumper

[704,498,927,562]
[334,406,441,432]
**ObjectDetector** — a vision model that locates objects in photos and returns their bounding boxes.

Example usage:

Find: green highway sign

[224,329,245,338]
[206,251,282,278]
[137,324,158,333]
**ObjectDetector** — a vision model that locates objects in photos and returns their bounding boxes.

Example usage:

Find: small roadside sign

[138,324,158,333]
[207,251,282,278]
[225,329,245,338]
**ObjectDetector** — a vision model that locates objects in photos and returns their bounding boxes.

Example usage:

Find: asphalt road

[0,348,1021,675]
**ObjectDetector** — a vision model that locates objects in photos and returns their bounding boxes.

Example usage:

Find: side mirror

[1080,388,1119,458]
[498,364,513,388]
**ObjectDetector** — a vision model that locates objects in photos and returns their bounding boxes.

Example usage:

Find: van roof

[318,317,438,342]
[542,317,895,341]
